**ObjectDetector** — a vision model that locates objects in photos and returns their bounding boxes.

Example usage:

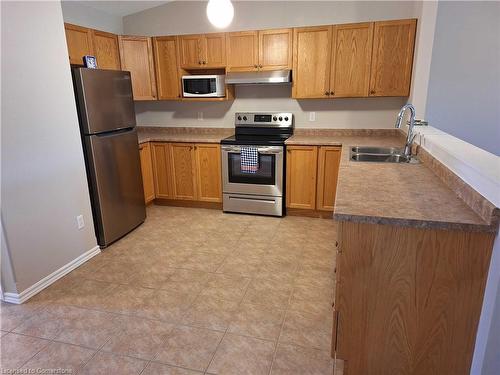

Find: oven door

[221,145,283,196]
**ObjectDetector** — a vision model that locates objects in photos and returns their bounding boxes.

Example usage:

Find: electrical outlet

[197,111,203,121]
[76,215,85,230]
[309,112,316,122]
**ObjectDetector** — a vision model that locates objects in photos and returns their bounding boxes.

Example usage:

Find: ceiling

[70,1,172,17]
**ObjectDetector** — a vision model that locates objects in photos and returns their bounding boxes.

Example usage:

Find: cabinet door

[258,28,292,71]
[64,23,94,65]
[330,23,374,98]
[292,26,333,99]
[153,36,181,100]
[139,142,155,203]
[286,146,318,209]
[203,33,226,68]
[92,29,121,70]
[151,142,173,199]
[170,143,197,200]
[316,146,341,211]
[226,31,259,72]
[195,144,222,202]
[118,36,157,100]
[179,34,203,68]
[369,19,417,97]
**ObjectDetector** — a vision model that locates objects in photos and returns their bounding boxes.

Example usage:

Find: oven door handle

[221,145,242,153]
[221,145,283,155]
[258,147,283,155]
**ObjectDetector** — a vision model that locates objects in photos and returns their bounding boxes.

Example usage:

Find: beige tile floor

[0,205,338,374]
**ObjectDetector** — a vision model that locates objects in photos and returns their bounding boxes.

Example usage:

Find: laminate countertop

[285,130,496,232]
[137,126,232,144]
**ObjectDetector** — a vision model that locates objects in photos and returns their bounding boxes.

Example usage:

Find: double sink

[350,146,419,163]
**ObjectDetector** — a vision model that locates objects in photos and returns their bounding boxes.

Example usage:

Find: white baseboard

[2,245,101,304]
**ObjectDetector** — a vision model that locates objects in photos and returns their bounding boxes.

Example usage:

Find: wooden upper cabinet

[195,144,222,202]
[292,26,333,99]
[204,33,226,68]
[258,28,293,70]
[153,36,181,100]
[226,31,259,72]
[286,146,318,210]
[179,33,226,68]
[179,34,203,68]
[118,36,157,100]
[64,23,94,65]
[139,142,155,203]
[316,146,341,211]
[330,23,374,97]
[92,30,121,70]
[226,29,292,72]
[369,19,417,97]
[170,143,197,200]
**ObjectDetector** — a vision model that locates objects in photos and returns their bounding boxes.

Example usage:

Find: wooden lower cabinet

[286,145,341,213]
[150,142,221,204]
[170,143,197,200]
[316,146,341,211]
[334,221,495,375]
[195,144,222,202]
[286,146,318,209]
[139,142,155,203]
[151,142,174,198]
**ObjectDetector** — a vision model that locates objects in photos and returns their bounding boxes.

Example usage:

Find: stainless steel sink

[350,146,419,164]
[351,146,402,155]
[351,153,412,163]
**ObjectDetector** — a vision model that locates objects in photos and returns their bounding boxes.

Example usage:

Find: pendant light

[206,0,234,29]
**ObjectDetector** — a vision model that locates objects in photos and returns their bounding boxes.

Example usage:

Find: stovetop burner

[221,112,294,146]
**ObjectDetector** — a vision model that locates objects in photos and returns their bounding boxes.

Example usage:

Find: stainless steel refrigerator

[73,68,146,248]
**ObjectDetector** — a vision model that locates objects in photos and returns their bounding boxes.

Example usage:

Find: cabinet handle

[330,91,334,96]
[198,60,202,65]
[254,64,258,68]
[203,61,207,65]
[335,241,339,247]
[325,91,330,96]
[259,64,263,68]
[370,90,376,95]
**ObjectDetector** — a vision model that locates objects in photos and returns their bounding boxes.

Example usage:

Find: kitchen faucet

[395,103,416,158]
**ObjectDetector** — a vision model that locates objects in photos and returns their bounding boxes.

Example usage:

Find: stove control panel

[235,112,293,128]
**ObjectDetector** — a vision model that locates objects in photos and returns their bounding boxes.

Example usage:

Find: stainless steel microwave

[182,75,225,98]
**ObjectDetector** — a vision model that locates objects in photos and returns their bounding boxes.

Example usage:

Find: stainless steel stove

[221,112,294,217]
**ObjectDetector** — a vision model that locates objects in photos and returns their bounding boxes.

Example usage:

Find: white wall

[124,0,420,129]
[61,0,123,34]
[1,1,98,294]
[425,1,500,156]
[123,0,419,36]
[408,0,437,118]
[136,86,407,128]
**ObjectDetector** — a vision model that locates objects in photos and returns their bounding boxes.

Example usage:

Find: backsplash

[135,85,407,129]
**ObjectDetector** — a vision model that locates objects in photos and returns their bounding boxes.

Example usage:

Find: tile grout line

[267,290,293,375]
[12,333,52,370]
[202,228,252,375]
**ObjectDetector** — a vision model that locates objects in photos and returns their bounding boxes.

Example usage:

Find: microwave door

[183,78,215,97]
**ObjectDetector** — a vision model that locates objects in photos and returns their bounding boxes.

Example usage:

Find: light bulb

[206,0,234,29]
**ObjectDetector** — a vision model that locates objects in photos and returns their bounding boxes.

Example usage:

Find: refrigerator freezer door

[74,68,136,135]
[84,128,145,247]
